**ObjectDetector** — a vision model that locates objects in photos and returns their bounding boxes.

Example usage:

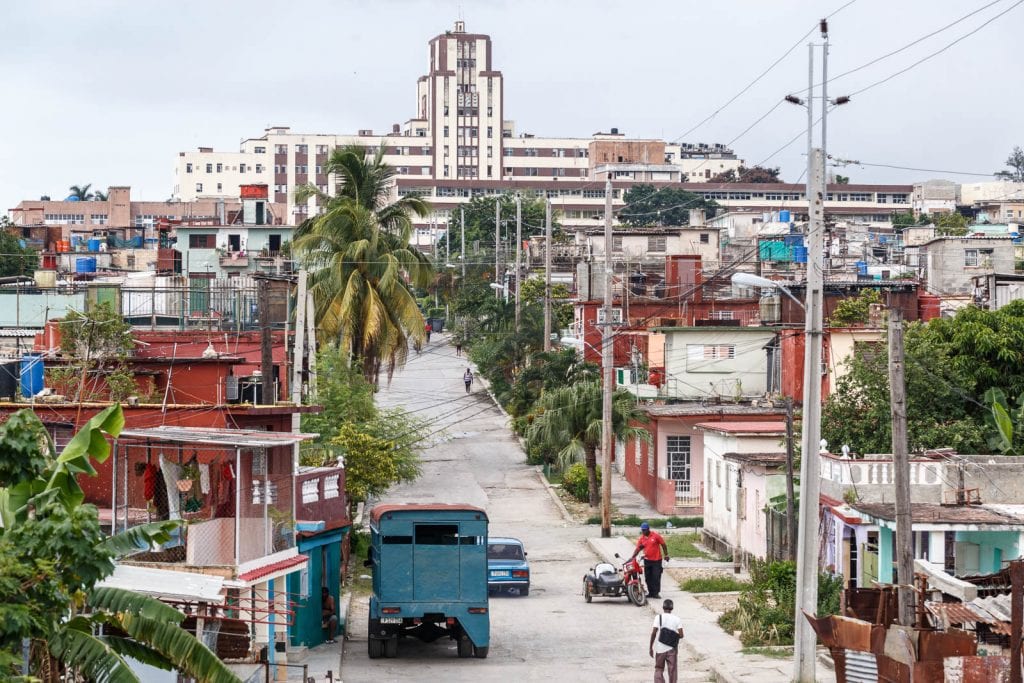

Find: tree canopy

[438,193,552,259]
[710,165,782,183]
[822,302,1024,454]
[994,145,1024,182]
[619,184,718,226]
[0,223,39,277]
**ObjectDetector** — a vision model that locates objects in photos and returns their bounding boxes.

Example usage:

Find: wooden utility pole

[514,194,522,331]
[888,306,914,626]
[600,175,614,538]
[1011,559,1023,683]
[258,278,273,405]
[543,199,552,352]
[785,397,798,561]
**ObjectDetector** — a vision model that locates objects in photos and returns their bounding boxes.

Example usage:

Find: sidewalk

[586,536,832,683]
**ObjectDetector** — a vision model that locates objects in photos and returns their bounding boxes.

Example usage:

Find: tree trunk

[585,446,599,508]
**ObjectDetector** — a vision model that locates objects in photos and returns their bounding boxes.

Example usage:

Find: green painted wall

[289,530,343,647]
[878,527,894,584]
[954,530,1020,575]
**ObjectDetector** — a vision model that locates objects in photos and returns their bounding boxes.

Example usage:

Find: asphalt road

[340,338,710,682]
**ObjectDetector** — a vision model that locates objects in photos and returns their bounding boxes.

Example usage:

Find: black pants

[644,559,663,597]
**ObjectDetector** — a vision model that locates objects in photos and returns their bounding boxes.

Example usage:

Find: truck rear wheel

[368,637,384,659]
[457,635,473,658]
[383,636,398,658]
[474,645,489,658]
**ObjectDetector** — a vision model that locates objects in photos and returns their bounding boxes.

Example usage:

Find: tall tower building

[418,21,504,181]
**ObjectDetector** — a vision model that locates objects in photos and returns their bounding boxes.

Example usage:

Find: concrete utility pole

[889,307,915,626]
[544,199,553,352]
[495,201,502,300]
[1011,560,1023,683]
[601,175,615,538]
[784,396,797,561]
[461,208,466,278]
[515,194,522,331]
[793,35,826,682]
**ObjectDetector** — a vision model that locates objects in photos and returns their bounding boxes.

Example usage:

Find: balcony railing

[675,481,703,508]
[819,453,944,488]
[295,465,348,527]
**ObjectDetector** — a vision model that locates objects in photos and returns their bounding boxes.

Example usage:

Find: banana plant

[983,387,1024,455]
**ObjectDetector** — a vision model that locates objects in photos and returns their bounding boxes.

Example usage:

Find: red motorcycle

[582,552,647,606]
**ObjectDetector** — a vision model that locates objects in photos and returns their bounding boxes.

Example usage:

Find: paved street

[339,336,712,682]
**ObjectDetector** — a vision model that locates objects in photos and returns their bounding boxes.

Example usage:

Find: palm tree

[93,189,108,201]
[0,406,239,682]
[293,146,433,384]
[68,184,94,201]
[527,381,650,507]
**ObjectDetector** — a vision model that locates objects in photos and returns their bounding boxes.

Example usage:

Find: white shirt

[652,612,683,653]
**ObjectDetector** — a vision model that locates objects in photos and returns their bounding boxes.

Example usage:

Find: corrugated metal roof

[117,426,317,447]
[851,502,1024,526]
[926,599,1012,636]
[644,404,784,418]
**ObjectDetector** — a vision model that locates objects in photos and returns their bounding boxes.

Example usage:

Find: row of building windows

[513,148,588,158]
[186,163,264,175]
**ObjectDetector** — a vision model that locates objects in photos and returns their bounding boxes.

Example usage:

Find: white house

[699,421,787,564]
[659,326,776,401]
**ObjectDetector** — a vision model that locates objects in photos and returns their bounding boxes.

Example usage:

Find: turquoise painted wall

[954,530,1020,574]
[289,530,344,647]
[879,527,894,584]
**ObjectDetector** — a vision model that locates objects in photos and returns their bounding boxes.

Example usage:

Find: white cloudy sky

[2,0,1021,209]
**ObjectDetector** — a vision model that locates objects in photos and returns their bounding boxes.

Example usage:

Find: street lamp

[730,272,805,310]
[489,281,509,303]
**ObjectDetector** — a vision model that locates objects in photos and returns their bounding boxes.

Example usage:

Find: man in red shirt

[630,521,669,598]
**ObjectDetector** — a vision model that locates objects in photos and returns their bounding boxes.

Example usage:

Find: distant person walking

[455,339,463,356]
[424,321,432,343]
[463,368,473,393]
[630,521,669,598]
[650,599,683,683]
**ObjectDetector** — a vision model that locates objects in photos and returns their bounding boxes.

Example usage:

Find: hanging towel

[199,463,211,494]
[143,464,158,501]
[159,454,182,520]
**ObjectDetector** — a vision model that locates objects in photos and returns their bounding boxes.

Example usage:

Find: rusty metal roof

[926,599,1012,636]
[117,425,317,448]
[850,502,1024,527]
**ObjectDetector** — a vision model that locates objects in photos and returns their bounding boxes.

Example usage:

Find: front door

[667,436,692,503]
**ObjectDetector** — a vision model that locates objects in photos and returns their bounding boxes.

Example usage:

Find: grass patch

[664,533,711,559]
[544,469,563,486]
[741,646,793,659]
[584,514,702,528]
[681,576,750,593]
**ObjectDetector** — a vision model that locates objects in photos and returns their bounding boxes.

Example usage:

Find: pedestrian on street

[455,339,463,356]
[630,521,669,598]
[424,321,432,343]
[650,599,683,683]
[463,367,473,393]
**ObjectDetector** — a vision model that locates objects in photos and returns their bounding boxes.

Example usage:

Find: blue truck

[366,503,490,659]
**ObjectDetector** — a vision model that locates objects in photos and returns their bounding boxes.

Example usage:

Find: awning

[100,564,225,605]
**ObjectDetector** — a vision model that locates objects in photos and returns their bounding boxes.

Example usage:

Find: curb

[536,467,577,525]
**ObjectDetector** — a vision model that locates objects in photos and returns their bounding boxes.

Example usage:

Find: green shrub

[584,514,703,528]
[562,463,600,502]
[681,576,750,593]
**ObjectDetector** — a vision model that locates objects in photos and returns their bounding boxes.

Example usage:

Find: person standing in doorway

[321,587,339,644]
[463,368,473,393]
[630,521,669,598]
[650,599,683,683]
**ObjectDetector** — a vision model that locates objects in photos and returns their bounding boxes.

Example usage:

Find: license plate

[490,570,510,577]
[379,617,402,624]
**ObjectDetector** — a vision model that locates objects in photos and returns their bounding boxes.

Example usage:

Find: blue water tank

[20,354,44,398]
[779,210,791,223]
[87,238,101,252]
[76,257,97,273]
[70,235,82,249]
[131,235,144,248]
[784,234,804,248]
[793,246,808,263]
[855,261,868,275]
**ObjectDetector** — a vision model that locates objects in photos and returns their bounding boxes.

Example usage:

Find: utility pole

[514,194,522,332]
[601,174,614,539]
[544,199,552,352]
[889,307,915,626]
[258,278,273,405]
[461,208,466,278]
[495,200,502,300]
[785,397,797,562]
[793,33,826,682]
[1011,560,1023,683]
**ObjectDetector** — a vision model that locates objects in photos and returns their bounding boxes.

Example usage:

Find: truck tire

[383,636,398,658]
[474,645,489,659]
[457,635,473,658]
[368,637,384,659]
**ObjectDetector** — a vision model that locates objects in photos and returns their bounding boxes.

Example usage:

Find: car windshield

[488,542,524,561]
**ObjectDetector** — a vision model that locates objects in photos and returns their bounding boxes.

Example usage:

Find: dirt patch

[666,565,740,583]
[693,592,741,614]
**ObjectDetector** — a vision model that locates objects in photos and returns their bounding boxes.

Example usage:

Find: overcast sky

[2,0,1021,210]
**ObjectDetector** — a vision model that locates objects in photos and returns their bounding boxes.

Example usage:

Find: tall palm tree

[68,184,94,201]
[293,146,433,384]
[527,381,650,507]
[93,189,108,201]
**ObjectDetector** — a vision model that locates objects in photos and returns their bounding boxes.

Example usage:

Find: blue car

[487,537,530,596]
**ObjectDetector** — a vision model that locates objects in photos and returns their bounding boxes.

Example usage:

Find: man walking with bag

[649,599,683,682]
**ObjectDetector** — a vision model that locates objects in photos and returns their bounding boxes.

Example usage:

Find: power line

[829,158,1000,178]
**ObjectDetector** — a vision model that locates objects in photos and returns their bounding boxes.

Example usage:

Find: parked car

[487,537,530,596]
